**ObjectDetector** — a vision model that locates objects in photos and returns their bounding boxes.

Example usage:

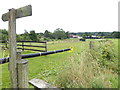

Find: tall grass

[1,39,118,88]
[55,40,118,88]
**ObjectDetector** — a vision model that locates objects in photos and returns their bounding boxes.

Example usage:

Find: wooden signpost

[1,5,32,88]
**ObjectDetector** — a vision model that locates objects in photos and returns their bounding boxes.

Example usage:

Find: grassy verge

[55,39,118,88]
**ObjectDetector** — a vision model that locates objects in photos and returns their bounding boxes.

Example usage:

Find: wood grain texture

[17,59,28,88]
[29,78,59,89]
[2,5,32,21]
[8,8,18,88]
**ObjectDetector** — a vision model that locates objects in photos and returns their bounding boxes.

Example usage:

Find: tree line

[0,28,70,41]
[0,28,120,42]
[71,31,120,39]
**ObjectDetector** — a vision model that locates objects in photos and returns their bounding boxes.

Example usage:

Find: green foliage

[55,48,118,88]
[16,28,70,41]
[29,30,39,41]
[55,39,118,88]
[0,29,8,41]
[71,31,119,39]
[111,31,120,38]
[53,28,67,39]
[90,40,118,72]
[43,37,50,41]
[44,30,53,39]
[79,38,86,41]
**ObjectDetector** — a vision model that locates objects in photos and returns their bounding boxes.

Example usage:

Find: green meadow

[1,38,119,88]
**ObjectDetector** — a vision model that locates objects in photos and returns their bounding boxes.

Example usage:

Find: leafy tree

[0,29,8,41]
[53,28,67,39]
[16,30,31,41]
[111,31,120,38]
[29,30,38,41]
[66,31,70,38]
[23,30,31,40]
[44,30,54,39]
[81,34,87,38]
[44,30,50,37]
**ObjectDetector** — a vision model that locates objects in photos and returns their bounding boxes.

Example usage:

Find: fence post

[89,41,93,49]
[45,42,47,52]
[22,41,24,51]
[17,51,28,88]
[5,41,6,49]
[17,59,28,88]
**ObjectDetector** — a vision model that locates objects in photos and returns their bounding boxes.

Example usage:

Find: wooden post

[45,42,47,52]
[6,41,8,49]
[8,8,18,88]
[22,41,24,51]
[89,41,92,49]
[17,59,28,88]
[16,50,28,88]
[89,41,94,49]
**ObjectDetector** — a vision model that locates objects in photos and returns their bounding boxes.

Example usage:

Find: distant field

[1,38,119,88]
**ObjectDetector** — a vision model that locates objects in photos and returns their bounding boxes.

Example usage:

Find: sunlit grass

[1,38,118,88]
[55,39,118,88]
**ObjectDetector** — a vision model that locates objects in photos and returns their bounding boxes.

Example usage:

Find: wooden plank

[23,49,46,52]
[17,41,46,43]
[17,44,46,48]
[2,5,32,21]
[8,9,18,88]
[0,40,7,43]
[29,78,58,89]
[17,59,28,88]
[17,48,46,52]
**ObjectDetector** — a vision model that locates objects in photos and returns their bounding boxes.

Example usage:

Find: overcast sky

[0,0,119,34]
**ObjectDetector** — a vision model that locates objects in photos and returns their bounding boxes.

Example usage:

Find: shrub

[91,40,118,72]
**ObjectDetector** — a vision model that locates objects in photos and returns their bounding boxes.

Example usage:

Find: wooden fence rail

[0,40,47,52]
[17,41,47,52]
[0,40,8,49]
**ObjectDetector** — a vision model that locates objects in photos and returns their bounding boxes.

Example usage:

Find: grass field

[1,38,119,88]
